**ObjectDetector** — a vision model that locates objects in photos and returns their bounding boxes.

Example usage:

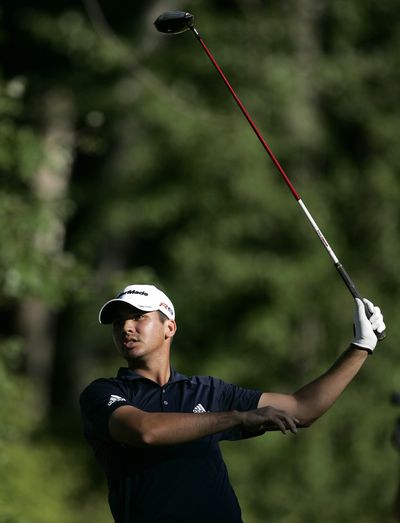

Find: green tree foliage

[0,0,400,521]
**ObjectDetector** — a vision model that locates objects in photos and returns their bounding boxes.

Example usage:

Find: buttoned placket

[161,386,169,409]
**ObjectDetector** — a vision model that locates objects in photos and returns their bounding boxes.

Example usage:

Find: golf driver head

[154,11,194,34]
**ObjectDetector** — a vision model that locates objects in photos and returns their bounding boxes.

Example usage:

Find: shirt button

[162,389,166,394]
[163,400,169,405]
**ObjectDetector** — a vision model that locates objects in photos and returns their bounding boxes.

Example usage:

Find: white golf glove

[352,298,385,353]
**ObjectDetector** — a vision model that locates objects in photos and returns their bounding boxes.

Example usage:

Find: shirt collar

[117,367,194,384]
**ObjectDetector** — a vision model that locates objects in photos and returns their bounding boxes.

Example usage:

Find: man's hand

[352,298,385,353]
[238,406,299,435]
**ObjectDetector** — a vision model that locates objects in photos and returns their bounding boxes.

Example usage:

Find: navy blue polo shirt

[80,367,263,523]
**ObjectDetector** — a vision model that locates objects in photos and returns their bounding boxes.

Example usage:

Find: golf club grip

[335,263,386,341]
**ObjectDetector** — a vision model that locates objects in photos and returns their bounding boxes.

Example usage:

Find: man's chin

[124,348,142,358]
[122,347,146,361]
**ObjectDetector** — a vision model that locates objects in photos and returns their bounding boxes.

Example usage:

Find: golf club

[154,11,385,342]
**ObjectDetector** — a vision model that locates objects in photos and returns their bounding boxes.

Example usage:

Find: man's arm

[258,346,368,426]
[109,404,299,447]
[258,298,386,426]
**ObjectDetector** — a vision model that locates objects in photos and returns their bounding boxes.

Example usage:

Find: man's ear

[165,320,177,339]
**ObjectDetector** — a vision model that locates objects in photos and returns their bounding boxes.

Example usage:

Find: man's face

[112,305,174,363]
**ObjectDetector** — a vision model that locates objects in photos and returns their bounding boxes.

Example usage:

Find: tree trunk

[19,89,75,418]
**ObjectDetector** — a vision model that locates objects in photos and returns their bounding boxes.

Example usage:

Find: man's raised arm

[257,298,385,426]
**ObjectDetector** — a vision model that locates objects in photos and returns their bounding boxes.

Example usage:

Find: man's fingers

[285,415,298,434]
[361,299,385,332]
[365,304,385,335]
[271,412,298,434]
[370,307,384,330]
[271,418,287,434]
[362,298,375,316]
[279,413,298,434]
[246,406,299,435]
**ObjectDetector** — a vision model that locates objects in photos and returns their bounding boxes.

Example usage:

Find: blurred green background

[1,0,399,521]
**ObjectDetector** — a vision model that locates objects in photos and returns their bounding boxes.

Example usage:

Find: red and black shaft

[191,27,300,202]
[154,11,385,340]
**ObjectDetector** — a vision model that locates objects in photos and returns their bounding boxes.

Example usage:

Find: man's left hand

[352,298,385,353]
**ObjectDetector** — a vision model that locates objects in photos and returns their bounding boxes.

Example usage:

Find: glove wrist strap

[351,343,373,355]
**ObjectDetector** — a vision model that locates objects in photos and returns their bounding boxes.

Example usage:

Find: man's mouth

[123,337,140,349]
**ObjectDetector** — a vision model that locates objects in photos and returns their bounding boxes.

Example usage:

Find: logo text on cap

[118,290,149,298]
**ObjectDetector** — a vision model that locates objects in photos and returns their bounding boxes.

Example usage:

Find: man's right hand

[238,405,299,434]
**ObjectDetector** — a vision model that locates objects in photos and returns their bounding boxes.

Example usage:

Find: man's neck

[127,357,171,386]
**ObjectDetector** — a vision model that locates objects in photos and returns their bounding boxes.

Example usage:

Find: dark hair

[158,310,169,323]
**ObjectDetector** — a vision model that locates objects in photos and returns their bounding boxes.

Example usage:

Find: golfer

[80,284,385,523]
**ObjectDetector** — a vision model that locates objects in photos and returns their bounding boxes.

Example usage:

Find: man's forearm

[293,345,369,423]
[138,410,242,446]
[258,345,369,425]
[110,404,298,446]
[110,406,243,447]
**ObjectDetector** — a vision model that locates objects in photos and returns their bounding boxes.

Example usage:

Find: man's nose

[123,320,137,333]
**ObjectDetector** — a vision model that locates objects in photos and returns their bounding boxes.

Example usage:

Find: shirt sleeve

[79,378,133,443]
[216,379,263,442]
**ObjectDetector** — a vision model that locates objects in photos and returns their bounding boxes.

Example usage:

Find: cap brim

[99,300,144,324]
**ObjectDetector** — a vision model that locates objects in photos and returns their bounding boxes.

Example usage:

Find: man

[80,284,385,523]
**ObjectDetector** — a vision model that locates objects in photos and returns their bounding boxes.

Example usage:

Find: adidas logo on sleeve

[108,394,127,406]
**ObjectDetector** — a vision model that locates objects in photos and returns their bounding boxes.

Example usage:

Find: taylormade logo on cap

[117,289,149,298]
[99,284,175,324]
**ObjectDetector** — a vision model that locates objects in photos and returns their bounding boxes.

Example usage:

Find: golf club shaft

[190,26,385,340]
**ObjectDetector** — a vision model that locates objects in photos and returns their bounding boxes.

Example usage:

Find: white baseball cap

[99,284,175,324]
